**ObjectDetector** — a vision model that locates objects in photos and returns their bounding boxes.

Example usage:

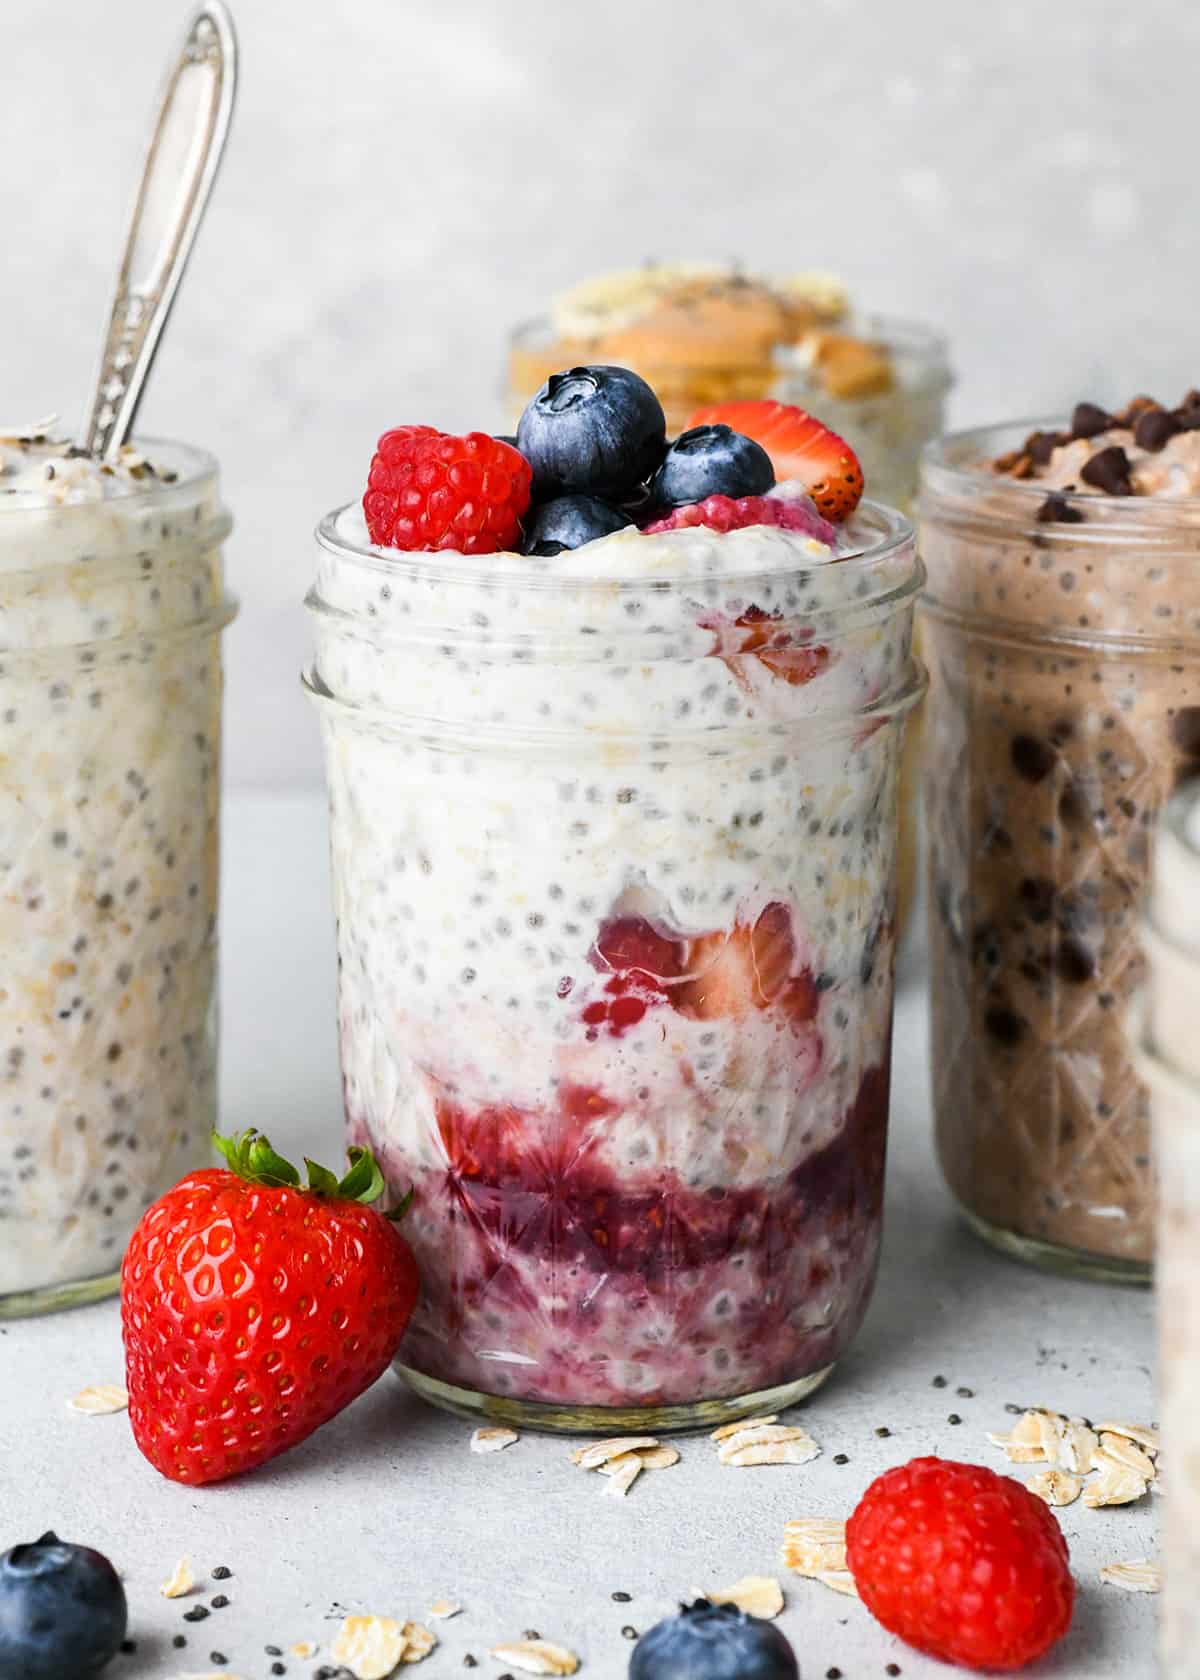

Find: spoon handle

[77,1,237,459]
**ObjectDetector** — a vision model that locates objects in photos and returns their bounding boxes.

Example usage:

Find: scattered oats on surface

[490,1637,579,1675]
[710,1414,778,1441]
[160,1556,196,1598]
[400,1622,438,1664]
[603,1457,643,1499]
[429,1600,462,1619]
[1097,1432,1157,1481]
[705,1576,784,1619]
[1083,1458,1148,1508]
[781,1518,848,1576]
[1058,1421,1099,1476]
[1097,1422,1160,1458]
[717,1424,820,1465]
[632,1443,680,1469]
[1027,1469,1083,1507]
[1099,1559,1163,1594]
[814,1569,859,1598]
[471,1426,519,1454]
[574,1436,659,1471]
[67,1383,129,1415]
[331,1614,409,1679]
[289,1642,318,1659]
[723,1437,821,1468]
[985,1425,1045,1465]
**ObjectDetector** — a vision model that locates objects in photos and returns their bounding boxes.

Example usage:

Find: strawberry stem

[211,1128,396,1206]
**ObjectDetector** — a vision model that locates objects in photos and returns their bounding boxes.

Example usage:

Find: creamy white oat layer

[0,430,232,1302]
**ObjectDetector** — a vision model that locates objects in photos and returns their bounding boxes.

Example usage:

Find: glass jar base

[395,1361,836,1436]
[0,1267,121,1321]
[959,1206,1152,1287]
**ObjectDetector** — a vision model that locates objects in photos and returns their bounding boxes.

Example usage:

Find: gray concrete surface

[0,790,1159,1678]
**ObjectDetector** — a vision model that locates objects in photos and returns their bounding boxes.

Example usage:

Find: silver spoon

[77,0,238,460]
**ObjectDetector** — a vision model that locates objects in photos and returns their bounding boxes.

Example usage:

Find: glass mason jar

[921,420,1200,1282]
[0,442,235,1318]
[306,500,924,1433]
[1138,787,1200,1667]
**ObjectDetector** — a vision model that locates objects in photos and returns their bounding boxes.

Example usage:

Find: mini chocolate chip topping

[1027,430,1065,465]
[1134,407,1181,452]
[1036,492,1086,525]
[1079,444,1134,495]
[1071,401,1111,439]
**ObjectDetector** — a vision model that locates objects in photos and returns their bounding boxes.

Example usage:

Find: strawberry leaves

[212,1129,391,1206]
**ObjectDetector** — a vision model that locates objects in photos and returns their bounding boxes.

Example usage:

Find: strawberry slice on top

[686,400,865,522]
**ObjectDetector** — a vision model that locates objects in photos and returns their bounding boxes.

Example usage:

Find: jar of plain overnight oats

[306,499,924,1432]
[1137,786,1200,1668]
[921,404,1200,1282]
[0,431,235,1317]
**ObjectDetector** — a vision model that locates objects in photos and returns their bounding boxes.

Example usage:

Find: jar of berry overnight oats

[306,498,924,1432]
[921,399,1200,1282]
[0,429,235,1318]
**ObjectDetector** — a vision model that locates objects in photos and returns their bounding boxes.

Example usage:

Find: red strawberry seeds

[121,1131,418,1486]
[364,426,532,554]
[687,400,865,522]
[846,1456,1075,1671]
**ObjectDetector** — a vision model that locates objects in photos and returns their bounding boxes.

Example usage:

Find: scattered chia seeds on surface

[209,1654,227,1666]
[948,1413,962,1425]
[875,1425,891,1437]
[172,1634,187,1648]
[183,1606,209,1622]
[462,1658,478,1669]
[833,1452,849,1464]
[522,1629,540,1640]
[271,1664,286,1676]
[956,1386,974,1398]
[826,1668,842,1679]
[266,1647,282,1657]
[887,1665,902,1676]
[612,1590,632,1602]
[622,1626,639,1640]
[212,1564,232,1579]
[210,1593,229,1608]
[932,1375,947,1388]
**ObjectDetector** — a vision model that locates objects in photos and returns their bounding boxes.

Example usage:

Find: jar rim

[314,496,918,598]
[922,416,1200,534]
[0,435,219,514]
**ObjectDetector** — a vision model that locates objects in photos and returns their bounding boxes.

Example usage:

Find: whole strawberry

[845,1456,1075,1672]
[121,1131,418,1486]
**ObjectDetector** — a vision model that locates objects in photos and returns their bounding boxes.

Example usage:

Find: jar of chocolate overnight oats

[306,499,924,1432]
[0,429,235,1317]
[1137,786,1200,1665]
[921,396,1200,1281]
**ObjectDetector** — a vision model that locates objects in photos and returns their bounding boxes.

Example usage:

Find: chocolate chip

[1011,735,1056,782]
[1036,492,1085,524]
[1079,444,1133,495]
[1056,937,1096,983]
[984,1006,1027,1048]
[1134,407,1181,452]
[1027,429,1065,465]
[1171,707,1200,756]
[1072,401,1111,438]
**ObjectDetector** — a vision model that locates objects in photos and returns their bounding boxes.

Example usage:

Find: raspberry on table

[363,427,532,555]
[845,1455,1075,1672]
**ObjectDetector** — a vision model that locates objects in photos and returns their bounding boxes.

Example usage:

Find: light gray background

[3,0,1196,785]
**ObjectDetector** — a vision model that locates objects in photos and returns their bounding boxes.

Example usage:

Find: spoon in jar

[76,0,237,461]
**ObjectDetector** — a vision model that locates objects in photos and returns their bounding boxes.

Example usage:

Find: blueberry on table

[517,365,667,499]
[629,1599,798,1680]
[651,425,775,509]
[0,1532,127,1680]
[521,493,632,556]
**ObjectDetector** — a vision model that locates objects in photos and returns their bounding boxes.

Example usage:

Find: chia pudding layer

[0,427,235,1313]
[307,500,923,1421]
[921,399,1200,1278]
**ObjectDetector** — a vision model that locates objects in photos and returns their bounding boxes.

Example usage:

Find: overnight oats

[0,425,235,1317]
[308,367,924,1430]
[921,394,1200,1280]
[1138,787,1200,1668]
[506,266,952,509]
